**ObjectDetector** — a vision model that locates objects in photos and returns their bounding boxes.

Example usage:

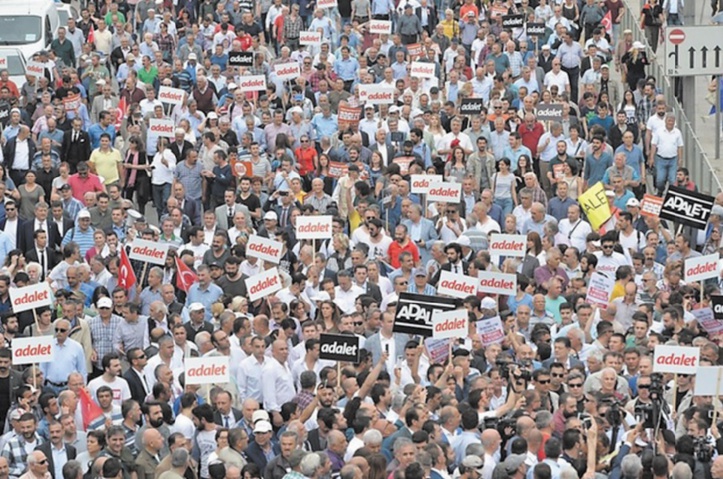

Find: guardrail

[618,3,722,195]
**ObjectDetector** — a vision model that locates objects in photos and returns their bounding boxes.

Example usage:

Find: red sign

[432,309,468,340]
[338,105,361,130]
[230,157,253,177]
[640,194,664,217]
[669,28,686,45]
[245,267,283,302]
[407,43,423,58]
[128,238,169,265]
[63,93,82,112]
[410,174,443,194]
[9,283,53,313]
[393,156,414,176]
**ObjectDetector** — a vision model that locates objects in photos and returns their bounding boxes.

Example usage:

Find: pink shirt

[67,173,104,201]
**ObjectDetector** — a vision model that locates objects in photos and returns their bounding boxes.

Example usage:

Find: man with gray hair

[139,267,164,316]
[157,448,189,479]
[362,429,383,454]
[620,454,643,479]
[300,452,322,479]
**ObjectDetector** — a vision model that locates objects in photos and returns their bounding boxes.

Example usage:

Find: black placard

[393,292,459,337]
[535,104,564,121]
[319,333,361,362]
[228,51,254,67]
[526,22,546,37]
[460,98,485,115]
[712,296,723,320]
[659,186,715,230]
[502,14,525,28]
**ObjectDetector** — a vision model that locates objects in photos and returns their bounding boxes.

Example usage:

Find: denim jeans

[152,182,172,219]
[494,197,514,218]
[655,155,677,194]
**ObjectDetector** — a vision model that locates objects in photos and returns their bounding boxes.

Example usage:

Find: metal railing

[618,2,722,195]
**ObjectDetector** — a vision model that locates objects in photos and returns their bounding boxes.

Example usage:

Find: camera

[649,372,665,400]
[603,399,623,427]
[693,437,714,462]
[634,403,655,429]
[482,415,517,441]
[578,413,592,429]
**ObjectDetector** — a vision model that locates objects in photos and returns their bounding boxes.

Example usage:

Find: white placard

[426,181,462,204]
[438,270,479,299]
[317,0,338,8]
[358,84,396,105]
[0,56,7,69]
[12,336,54,365]
[410,175,443,194]
[585,272,615,309]
[477,271,516,296]
[9,283,53,313]
[369,20,392,34]
[432,309,468,340]
[684,253,720,283]
[236,75,267,93]
[653,344,700,374]
[274,62,301,81]
[128,238,169,265]
[295,215,333,240]
[411,61,436,79]
[25,61,45,78]
[476,316,505,346]
[148,118,175,139]
[245,267,283,302]
[184,356,230,385]
[300,31,322,45]
[489,234,527,258]
[694,366,723,396]
[158,86,185,106]
[246,235,284,264]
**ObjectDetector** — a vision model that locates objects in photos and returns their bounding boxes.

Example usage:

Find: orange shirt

[460,4,479,18]
[388,240,420,268]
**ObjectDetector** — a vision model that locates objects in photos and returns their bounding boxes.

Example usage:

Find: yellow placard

[578,182,611,231]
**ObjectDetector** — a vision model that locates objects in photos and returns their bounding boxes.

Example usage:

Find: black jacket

[61,129,91,169]
[244,441,281,472]
[36,442,77,479]
[3,137,36,172]
[19,220,61,253]
[170,140,195,163]
[123,367,149,404]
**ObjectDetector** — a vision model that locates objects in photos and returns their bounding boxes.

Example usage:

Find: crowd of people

[0,1,722,479]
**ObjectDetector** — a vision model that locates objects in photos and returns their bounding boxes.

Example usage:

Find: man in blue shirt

[87,111,116,150]
[311,104,338,140]
[185,264,223,321]
[333,47,360,91]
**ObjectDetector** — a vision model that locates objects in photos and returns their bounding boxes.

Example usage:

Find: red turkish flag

[117,246,137,290]
[78,387,104,430]
[175,256,198,293]
[601,11,613,37]
[87,24,95,44]
[115,96,127,130]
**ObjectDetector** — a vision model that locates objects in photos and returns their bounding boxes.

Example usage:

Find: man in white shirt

[559,204,592,252]
[649,113,684,196]
[334,270,365,314]
[87,353,132,408]
[236,336,266,403]
[182,226,210,268]
[261,340,296,425]
[436,117,474,156]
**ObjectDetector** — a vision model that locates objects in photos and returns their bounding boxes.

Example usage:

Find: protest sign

[230,156,253,177]
[392,156,414,175]
[369,20,392,34]
[236,75,267,93]
[585,272,614,309]
[9,283,53,313]
[712,295,723,320]
[653,344,699,374]
[245,267,282,302]
[338,105,361,130]
[393,293,459,337]
[407,43,423,58]
[158,86,186,106]
[684,253,719,282]
[12,337,54,365]
[489,234,527,258]
[425,338,452,364]
[184,357,230,385]
[319,334,361,362]
[659,186,715,229]
[300,31,322,45]
[317,0,338,8]
[432,309,468,340]
[438,271,479,299]
[460,98,485,115]
[410,175,443,194]
[476,317,505,346]
[246,235,284,264]
[691,308,723,335]
[25,61,45,77]
[694,366,723,396]
[359,84,395,105]
[535,104,564,122]
[149,118,175,138]
[578,182,611,231]
[129,238,169,265]
[63,93,82,112]
[640,194,664,217]
[228,51,254,67]
[526,22,546,36]
[328,162,348,178]
[296,215,333,240]
[426,181,462,203]
[478,271,516,296]
[502,14,525,28]
[274,62,300,81]
[411,62,435,79]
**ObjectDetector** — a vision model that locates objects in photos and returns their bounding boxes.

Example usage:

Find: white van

[0,0,60,61]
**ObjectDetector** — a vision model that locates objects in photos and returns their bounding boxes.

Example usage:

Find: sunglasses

[537,379,550,384]
[55,328,68,333]
[135,354,146,360]
[602,245,613,249]
[301,139,309,143]
[354,321,364,326]
[397,281,408,285]
[38,459,48,465]
[638,384,650,389]
[569,383,582,388]
[551,373,564,378]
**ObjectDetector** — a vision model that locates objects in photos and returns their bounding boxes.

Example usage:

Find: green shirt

[137,66,158,85]
[104,11,126,25]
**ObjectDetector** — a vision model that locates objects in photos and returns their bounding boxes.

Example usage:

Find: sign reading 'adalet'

[295,215,333,240]
[12,336,54,365]
[184,356,230,385]
[129,238,169,265]
[9,283,53,313]
[393,292,459,337]
[228,51,254,67]
[319,333,361,362]
[659,186,715,230]
[653,344,699,374]
[245,235,284,264]
[245,267,283,302]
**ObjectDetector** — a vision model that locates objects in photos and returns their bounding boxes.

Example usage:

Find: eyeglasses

[569,383,582,388]
[446,210,457,214]
[55,328,68,333]
[551,373,564,378]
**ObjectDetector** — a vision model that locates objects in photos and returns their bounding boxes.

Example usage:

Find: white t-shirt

[87,376,132,408]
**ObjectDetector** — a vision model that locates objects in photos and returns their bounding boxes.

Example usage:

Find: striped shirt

[61,227,96,257]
